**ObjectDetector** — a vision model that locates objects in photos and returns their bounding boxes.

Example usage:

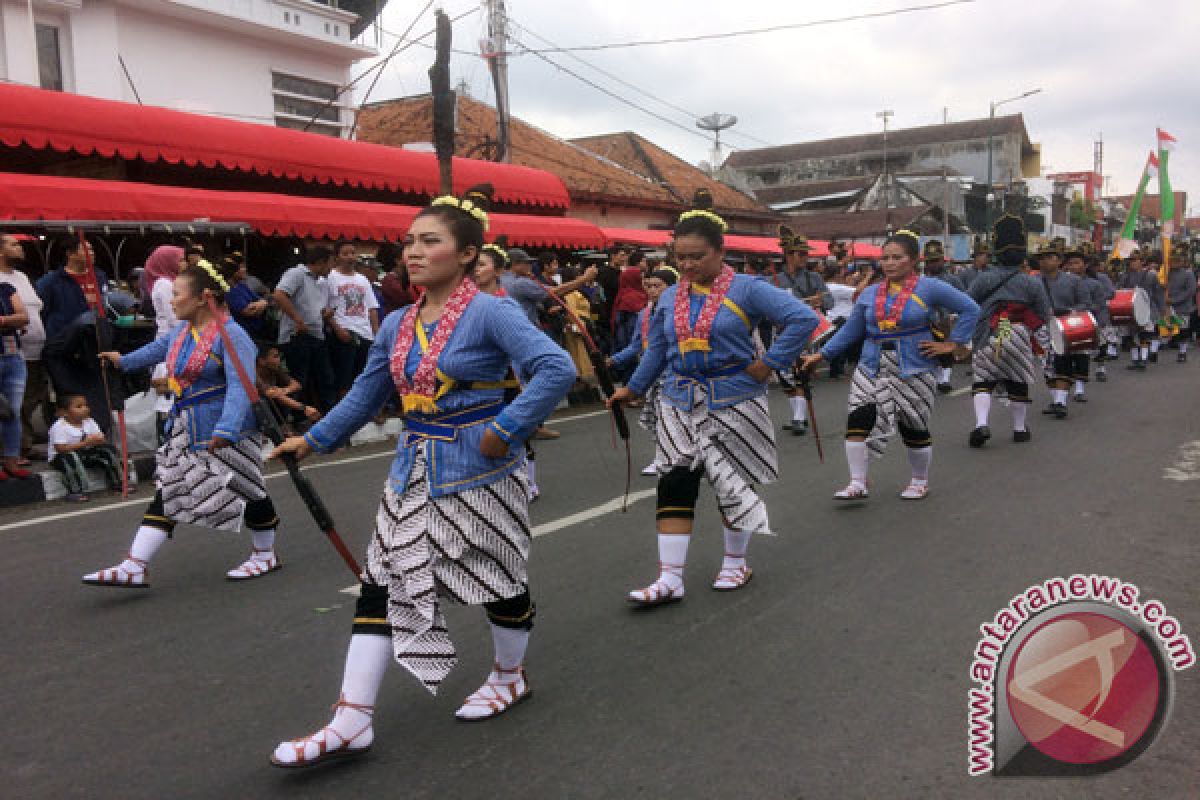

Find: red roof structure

[0,82,570,211]
[0,172,604,248]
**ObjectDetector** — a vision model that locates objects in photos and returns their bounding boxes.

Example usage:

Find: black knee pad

[846,404,877,439]
[972,380,997,395]
[656,466,703,521]
[898,419,932,449]
[352,582,391,636]
[485,590,535,630]
[244,495,280,531]
[141,491,176,535]
[1003,381,1031,403]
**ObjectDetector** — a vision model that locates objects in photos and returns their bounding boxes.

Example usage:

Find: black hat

[506,247,531,264]
[923,239,945,260]
[992,214,1026,256]
[778,223,810,254]
[972,237,990,256]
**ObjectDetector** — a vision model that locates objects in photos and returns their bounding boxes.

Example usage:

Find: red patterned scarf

[165,323,221,395]
[390,278,479,415]
[640,306,652,350]
[874,273,920,332]
[674,266,734,354]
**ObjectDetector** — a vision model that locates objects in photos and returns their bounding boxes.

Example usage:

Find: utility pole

[429,9,455,194]
[484,0,512,163]
[876,109,894,233]
[942,106,950,244]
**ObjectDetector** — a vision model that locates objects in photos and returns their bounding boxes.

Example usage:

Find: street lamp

[877,109,894,232]
[985,88,1042,240]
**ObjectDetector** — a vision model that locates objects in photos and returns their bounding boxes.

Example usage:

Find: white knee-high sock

[1011,402,1029,432]
[1107,344,1118,358]
[657,533,690,590]
[788,395,807,422]
[1051,388,1068,405]
[1180,341,1189,354]
[251,529,276,554]
[1151,339,1161,354]
[489,622,530,672]
[845,441,869,487]
[973,392,991,427]
[127,526,168,567]
[906,446,932,483]
[329,634,390,740]
[525,458,537,487]
[938,366,953,384]
[1073,380,1085,395]
[722,527,752,569]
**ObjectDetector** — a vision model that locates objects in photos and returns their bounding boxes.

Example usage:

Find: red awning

[0,83,569,210]
[0,173,605,248]
[602,227,852,258]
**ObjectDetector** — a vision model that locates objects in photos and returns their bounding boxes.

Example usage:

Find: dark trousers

[327,333,372,397]
[51,445,121,494]
[282,333,337,411]
[21,359,51,452]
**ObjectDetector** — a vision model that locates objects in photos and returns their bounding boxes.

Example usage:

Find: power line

[508,19,775,148]
[508,36,713,145]
[507,0,975,53]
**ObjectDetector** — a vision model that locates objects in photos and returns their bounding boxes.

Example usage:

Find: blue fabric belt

[867,327,930,341]
[404,401,505,446]
[173,384,226,411]
[675,361,749,382]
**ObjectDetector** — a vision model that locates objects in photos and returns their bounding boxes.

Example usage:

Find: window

[36,24,64,91]
[272,72,344,137]
[283,11,290,22]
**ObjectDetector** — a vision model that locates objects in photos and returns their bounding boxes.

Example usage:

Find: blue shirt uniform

[627,272,819,410]
[304,294,576,497]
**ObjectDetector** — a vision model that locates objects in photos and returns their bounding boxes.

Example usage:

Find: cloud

[363,0,1200,214]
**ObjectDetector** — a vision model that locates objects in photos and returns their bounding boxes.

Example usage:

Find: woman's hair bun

[462,183,494,213]
[692,188,714,211]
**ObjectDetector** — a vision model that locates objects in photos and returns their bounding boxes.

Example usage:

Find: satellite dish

[696,113,738,176]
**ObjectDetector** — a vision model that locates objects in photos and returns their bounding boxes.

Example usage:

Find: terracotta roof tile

[358,94,676,206]
[1107,191,1187,226]
[569,131,769,214]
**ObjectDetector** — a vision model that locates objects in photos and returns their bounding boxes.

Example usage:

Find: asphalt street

[3,356,1199,799]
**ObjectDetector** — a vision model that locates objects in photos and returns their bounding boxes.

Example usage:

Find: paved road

[4,358,1199,799]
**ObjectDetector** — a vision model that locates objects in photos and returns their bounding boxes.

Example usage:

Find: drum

[1048,311,1098,354]
[1108,288,1151,327]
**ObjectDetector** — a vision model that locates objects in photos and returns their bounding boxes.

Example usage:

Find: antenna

[697,112,738,176]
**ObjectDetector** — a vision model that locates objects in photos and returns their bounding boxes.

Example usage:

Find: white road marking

[337,487,657,594]
[948,386,973,397]
[1164,440,1200,481]
[0,409,618,534]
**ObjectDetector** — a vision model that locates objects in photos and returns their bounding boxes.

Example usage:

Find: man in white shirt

[324,240,380,398]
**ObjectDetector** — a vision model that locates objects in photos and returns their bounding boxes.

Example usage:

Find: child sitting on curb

[48,394,125,502]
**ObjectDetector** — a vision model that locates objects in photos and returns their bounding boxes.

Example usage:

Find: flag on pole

[1157,127,1177,283]
[1115,152,1155,258]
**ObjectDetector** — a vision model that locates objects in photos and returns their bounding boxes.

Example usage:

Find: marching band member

[1061,246,1099,402]
[920,239,965,393]
[82,261,284,587]
[966,216,1051,446]
[1085,244,1118,381]
[270,186,575,767]
[1119,249,1163,371]
[774,224,831,435]
[800,230,980,500]
[609,195,819,604]
[1165,242,1196,363]
[610,267,678,476]
[959,238,991,290]
[1035,241,1088,417]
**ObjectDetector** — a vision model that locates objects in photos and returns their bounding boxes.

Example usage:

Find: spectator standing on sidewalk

[274,246,336,411]
[378,243,419,317]
[324,241,380,398]
[0,267,30,480]
[0,234,47,462]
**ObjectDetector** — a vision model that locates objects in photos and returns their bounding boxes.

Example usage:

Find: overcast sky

[362,0,1200,214]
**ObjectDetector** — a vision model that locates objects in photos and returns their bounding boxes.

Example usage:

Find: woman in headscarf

[142,246,185,439]
[611,262,648,353]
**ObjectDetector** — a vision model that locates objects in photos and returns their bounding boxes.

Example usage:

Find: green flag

[1116,152,1154,257]
[1157,128,1177,235]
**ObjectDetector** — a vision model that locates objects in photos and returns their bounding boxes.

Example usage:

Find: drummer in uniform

[1081,242,1118,381]
[1164,240,1196,363]
[1120,248,1164,371]
[959,238,991,290]
[922,239,964,393]
[1036,239,1088,417]
[774,225,832,435]
[1063,245,1102,401]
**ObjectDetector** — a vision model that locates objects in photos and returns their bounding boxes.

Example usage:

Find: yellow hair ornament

[431,195,490,231]
[481,243,509,265]
[195,259,230,293]
[678,209,728,233]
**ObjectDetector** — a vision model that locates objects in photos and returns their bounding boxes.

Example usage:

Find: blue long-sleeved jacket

[119,319,259,448]
[821,277,980,378]
[610,306,652,373]
[36,267,109,333]
[304,293,575,497]
[627,272,819,410]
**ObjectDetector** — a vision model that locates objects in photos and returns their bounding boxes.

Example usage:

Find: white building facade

[0,0,380,136]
